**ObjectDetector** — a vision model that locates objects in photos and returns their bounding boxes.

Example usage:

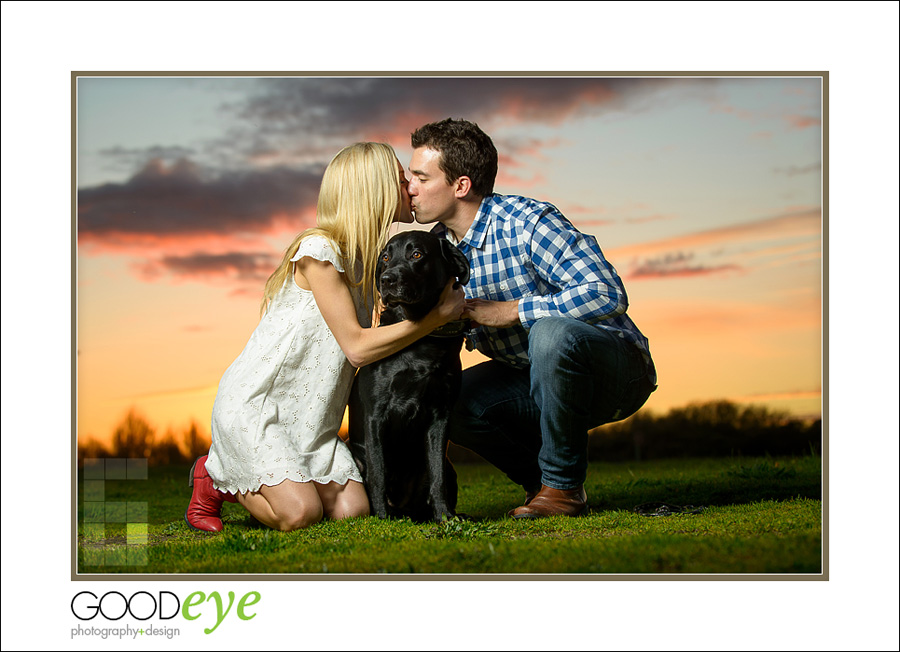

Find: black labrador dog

[348,231,470,522]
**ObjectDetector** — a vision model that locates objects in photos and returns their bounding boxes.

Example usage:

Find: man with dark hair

[408,118,657,518]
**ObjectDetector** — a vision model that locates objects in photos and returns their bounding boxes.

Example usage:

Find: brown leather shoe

[506,487,542,517]
[509,484,588,519]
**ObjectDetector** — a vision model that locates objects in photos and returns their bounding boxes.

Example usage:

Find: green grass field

[76,456,823,576]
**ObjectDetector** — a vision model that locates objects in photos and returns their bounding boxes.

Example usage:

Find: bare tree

[111,408,156,459]
[183,420,211,460]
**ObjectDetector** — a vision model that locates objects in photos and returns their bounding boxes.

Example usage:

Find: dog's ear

[439,238,470,286]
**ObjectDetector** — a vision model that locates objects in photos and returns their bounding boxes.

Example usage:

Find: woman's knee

[336,495,370,519]
[273,501,323,531]
[328,483,370,520]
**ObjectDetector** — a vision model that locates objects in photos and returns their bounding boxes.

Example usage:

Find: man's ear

[454,176,473,199]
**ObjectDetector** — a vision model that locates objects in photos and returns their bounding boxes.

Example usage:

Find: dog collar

[427,319,471,338]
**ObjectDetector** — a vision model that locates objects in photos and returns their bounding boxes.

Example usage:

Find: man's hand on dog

[462,298,520,328]
[435,279,467,322]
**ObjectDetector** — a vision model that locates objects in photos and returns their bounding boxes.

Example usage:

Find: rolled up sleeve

[517,213,628,330]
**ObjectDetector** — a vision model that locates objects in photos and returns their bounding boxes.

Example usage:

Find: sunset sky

[76,74,824,444]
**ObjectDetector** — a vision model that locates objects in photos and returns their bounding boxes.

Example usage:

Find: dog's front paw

[371,506,390,520]
[368,497,390,520]
[432,507,456,523]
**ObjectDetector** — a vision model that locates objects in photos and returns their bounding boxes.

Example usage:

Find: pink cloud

[625,213,673,225]
[571,219,617,228]
[564,203,605,215]
[132,251,276,286]
[609,208,821,282]
[710,102,755,121]
[495,170,546,190]
[785,115,821,129]
[563,204,614,229]
[609,208,821,261]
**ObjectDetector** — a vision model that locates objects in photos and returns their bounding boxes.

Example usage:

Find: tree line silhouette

[78,400,821,468]
[587,400,821,462]
[77,409,211,467]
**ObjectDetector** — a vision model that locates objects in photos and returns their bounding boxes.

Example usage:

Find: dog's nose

[380,272,397,291]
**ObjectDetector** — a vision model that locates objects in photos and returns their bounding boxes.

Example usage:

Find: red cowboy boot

[185,454,236,532]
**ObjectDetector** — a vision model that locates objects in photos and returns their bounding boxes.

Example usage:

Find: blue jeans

[448,317,656,491]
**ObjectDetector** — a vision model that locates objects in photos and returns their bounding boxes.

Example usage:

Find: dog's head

[376,231,470,321]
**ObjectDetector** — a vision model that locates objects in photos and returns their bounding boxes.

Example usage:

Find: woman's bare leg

[237,479,324,531]
[315,480,370,520]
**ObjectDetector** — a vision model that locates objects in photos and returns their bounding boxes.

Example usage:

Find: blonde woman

[185,142,465,532]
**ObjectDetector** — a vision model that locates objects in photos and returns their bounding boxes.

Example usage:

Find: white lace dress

[205,235,367,494]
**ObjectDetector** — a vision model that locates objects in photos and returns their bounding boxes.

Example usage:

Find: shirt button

[500,282,508,290]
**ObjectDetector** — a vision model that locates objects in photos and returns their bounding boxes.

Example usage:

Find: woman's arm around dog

[297,257,465,368]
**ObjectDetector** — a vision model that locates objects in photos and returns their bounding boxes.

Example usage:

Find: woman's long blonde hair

[260,142,402,315]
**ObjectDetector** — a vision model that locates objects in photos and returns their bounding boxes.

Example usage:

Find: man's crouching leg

[510,317,652,519]
[447,360,543,503]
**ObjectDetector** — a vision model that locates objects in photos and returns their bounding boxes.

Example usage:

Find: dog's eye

[381,253,390,262]
[411,251,422,260]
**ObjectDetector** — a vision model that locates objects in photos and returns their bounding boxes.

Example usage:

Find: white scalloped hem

[212,470,363,496]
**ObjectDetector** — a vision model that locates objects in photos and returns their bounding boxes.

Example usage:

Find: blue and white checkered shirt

[434,194,656,383]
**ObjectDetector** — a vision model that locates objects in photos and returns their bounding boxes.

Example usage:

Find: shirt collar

[458,195,494,250]
[432,195,495,249]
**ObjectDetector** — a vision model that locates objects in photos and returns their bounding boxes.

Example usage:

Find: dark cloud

[80,77,710,247]
[198,76,714,190]
[80,78,697,247]
[135,251,276,284]
[629,252,741,279]
[229,77,706,151]
[78,76,726,290]
[98,145,198,173]
[78,157,323,241]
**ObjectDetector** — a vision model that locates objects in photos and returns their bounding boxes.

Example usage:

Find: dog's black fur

[348,231,470,522]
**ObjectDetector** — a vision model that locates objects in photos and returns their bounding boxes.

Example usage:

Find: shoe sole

[509,505,589,519]
[183,511,221,533]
